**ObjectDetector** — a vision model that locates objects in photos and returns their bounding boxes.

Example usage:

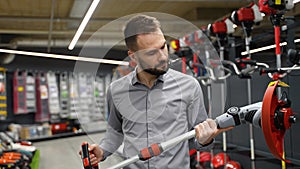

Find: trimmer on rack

[231,3,263,168]
[258,0,294,168]
[207,16,235,168]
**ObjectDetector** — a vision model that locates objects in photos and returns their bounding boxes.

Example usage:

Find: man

[80,14,224,169]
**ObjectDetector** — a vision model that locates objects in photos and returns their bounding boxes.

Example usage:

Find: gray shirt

[100,68,209,169]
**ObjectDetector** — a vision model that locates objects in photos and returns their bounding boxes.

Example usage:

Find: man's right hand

[79,144,104,166]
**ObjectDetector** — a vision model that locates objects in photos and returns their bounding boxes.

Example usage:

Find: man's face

[132,30,169,76]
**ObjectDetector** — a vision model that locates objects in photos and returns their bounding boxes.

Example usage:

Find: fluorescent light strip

[241,39,300,55]
[68,0,100,50]
[294,0,300,3]
[0,48,129,66]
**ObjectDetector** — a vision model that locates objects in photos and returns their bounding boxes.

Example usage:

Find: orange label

[83,158,89,167]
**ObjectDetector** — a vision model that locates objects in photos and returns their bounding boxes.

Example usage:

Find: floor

[33,132,123,169]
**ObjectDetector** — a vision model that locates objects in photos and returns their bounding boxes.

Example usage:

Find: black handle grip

[259,68,285,75]
[81,142,99,169]
[236,59,257,66]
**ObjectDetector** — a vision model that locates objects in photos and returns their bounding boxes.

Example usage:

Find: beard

[138,58,169,76]
[144,67,168,76]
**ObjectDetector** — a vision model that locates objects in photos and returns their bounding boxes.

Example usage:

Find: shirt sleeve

[187,79,208,129]
[187,79,214,149]
[99,85,124,159]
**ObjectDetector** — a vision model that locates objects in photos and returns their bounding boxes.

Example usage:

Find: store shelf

[26,129,106,142]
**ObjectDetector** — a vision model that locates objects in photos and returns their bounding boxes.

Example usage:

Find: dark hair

[124,14,161,51]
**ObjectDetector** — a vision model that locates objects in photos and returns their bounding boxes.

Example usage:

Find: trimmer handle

[81,142,99,169]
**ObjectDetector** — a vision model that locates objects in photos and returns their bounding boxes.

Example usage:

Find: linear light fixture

[0,48,129,66]
[68,0,101,50]
[241,39,300,56]
[293,0,300,3]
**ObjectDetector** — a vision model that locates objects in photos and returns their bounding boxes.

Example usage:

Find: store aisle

[34,132,123,169]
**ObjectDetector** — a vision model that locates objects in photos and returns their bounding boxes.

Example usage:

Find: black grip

[81,142,99,169]
[236,59,257,66]
[259,68,285,75]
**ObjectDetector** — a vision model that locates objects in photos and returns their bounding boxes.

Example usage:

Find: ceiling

[0,0,300,54]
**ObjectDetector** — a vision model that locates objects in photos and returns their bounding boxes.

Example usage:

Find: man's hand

[194,119,233,145]
[79,144,104,166]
